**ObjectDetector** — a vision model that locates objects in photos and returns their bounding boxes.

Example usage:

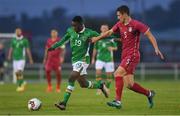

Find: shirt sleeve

[89,30,99,38]
[112,22,120,33]
[51,30,70,49]
[136,21,149,34]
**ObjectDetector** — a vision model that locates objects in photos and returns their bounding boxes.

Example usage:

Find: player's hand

[90,37,99,43]
[48,47,55,51]
[108,47,114,51]
[155,48,164,60]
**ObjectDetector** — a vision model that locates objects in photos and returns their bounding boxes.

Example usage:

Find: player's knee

[114,67,126,77]
[96,70,102,76]
[114,71,123,77]
[78,79,88,88]
[19,70,23,75]
[45,71,51,77]
[55,71,61,76]
[79,82,87,88]
[69,72,79,82]
[16,70,22,77]
[71,71,79,77]
[126,82,134,88]
[15,72,19,76]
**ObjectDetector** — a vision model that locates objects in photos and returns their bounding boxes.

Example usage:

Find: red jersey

[46,38,62,63]
[112,19,149,58]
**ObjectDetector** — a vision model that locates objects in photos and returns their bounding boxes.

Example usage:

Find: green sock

[95,75,102,88]
[96,80,102,86]
[63,81,75,104]
[63,92,71,104]
[106,81,111,88]
[17,78,24,87]
[88,81,101,89]
[106,74,113,88]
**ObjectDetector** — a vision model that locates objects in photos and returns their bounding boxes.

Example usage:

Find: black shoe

[99,82,109,98]
[107,100,122,109]
[147,90,155,108]
[55,102,66,110]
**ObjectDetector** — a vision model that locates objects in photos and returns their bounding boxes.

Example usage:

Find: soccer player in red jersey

[43,29,65,93]
[91,5,164,109]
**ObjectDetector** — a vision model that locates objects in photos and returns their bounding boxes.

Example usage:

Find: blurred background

[0,0,179,82]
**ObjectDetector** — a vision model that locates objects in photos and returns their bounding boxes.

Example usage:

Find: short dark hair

[116,5,130,16]
[72,16,84,24]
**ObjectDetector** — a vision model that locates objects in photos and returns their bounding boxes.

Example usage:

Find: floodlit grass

[0,80,180,115]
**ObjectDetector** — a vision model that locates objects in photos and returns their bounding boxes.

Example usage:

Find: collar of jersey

[78,26,85,33]
[124,17,132,26]
[15,35,23,40]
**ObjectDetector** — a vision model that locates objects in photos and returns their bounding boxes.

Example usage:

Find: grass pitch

[0,80,180,115]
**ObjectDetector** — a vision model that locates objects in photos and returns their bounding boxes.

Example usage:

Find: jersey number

[124,32,127,39]
[75,40,82,46]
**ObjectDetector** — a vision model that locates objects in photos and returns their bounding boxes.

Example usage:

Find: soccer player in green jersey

[8,28,33,92]
[91,24,118,95]
[48,16,109,110]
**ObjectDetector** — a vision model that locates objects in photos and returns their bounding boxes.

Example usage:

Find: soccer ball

[28,98,42,111]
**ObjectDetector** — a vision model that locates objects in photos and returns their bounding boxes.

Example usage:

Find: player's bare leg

[124,74,155,108]
[107,66,126,109]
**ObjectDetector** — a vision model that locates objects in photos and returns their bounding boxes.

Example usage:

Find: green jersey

[52,27,99,63]
[10,37,29,60]
[94,36,117,62]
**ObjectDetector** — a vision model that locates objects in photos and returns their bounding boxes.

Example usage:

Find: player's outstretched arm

[108,46,118,51]
[26,48,34,64]
[145,30,164,60]
[91,29,114,43]
[48,33,69,51]
[91,48,97,64]
[7,48,12,61]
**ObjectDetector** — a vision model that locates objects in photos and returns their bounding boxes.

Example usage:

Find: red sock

[115,76,124,101]
[129,82,149,96]
[46,70,51,87]
[55,69,61,89]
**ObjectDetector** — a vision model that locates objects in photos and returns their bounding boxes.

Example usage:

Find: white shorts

[13,60,25,72]
[72,61,89,76]
[95,60,115,72]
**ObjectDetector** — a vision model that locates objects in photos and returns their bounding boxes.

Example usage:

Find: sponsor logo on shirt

[128,27,132,32]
